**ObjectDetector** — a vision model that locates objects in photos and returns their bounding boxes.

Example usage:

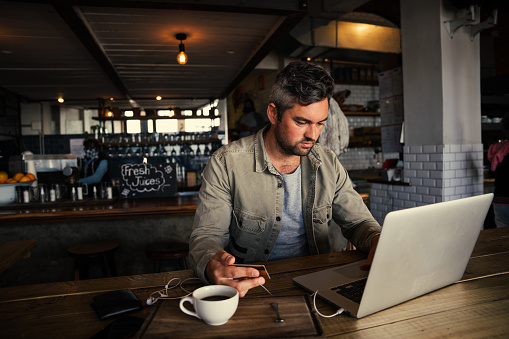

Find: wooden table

[0,228,507,338]
[0,240,36,274]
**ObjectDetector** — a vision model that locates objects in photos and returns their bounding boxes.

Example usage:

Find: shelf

[334,79,379,86]
[0,133,21,139]
[481,96,509,105]
[482,123,503,131]
[101,139,221,147]
[368,179,412,186]
[343,111,379,116]
[348,141,381,148]
[93,115,221,121]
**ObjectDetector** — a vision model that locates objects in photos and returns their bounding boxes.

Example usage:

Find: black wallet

[91,289,143,321]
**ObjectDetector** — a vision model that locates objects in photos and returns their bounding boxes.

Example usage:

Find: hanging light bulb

[57,97,64,103]
[177,47,188,65]
[176,33,188,65]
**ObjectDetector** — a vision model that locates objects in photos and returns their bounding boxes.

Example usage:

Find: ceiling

[0,0,309,111]
[2,0,505,113]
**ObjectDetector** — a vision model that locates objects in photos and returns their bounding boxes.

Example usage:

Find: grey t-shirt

[269,165,309,260]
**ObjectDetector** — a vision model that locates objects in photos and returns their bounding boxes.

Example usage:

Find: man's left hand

[360,235,380,271]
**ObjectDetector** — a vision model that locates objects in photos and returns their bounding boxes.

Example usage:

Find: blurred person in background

[488,113,509,227]
[79,137,108,185]
[236,99,268,138]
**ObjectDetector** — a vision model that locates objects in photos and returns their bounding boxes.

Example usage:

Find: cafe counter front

[0,195,198,288]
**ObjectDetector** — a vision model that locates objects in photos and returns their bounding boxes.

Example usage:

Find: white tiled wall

[335,84,384,170]
[335,84,379,107]
[340,116,381,170]
[370,143,484,224]
[340,148,378,170]
[346,115,380,128]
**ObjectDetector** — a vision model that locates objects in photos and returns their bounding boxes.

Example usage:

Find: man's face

[272,98,329,157]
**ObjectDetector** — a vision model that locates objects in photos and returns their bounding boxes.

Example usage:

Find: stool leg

[80,262,89,280]
[107,253,117,277]
[153,260,161,273]
[74,266,80,281]
[74,258,89,280]
[179,258,187,270]
[100,254,110,277]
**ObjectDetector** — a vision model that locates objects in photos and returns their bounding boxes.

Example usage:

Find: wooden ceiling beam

[52,4,136,106]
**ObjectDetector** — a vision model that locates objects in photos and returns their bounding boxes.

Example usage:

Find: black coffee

[201,295,230,301]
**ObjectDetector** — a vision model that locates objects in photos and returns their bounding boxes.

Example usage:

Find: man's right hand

[205,250,265,297]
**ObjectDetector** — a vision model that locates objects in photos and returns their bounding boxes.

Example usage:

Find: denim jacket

[189,125,381,282]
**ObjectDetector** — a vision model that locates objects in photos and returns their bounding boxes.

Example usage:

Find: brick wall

[370,143,484,224]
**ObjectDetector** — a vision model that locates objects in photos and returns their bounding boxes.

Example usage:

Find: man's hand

[205,250,265,297]
[360,235,380,271]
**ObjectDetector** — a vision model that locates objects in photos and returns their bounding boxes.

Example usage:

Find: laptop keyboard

[330,278,367,304]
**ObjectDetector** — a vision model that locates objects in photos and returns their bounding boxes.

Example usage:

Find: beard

[273,123,315,157]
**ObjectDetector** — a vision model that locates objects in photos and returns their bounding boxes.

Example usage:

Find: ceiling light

[176,33,188,65]
[156,96,162,101]
[57,97,64,103]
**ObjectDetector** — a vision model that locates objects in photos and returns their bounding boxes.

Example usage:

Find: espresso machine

[22,154,79,200]
[62,165,80,184]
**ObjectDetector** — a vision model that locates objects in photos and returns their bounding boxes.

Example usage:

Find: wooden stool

[145,241,189,273]
[67,240,119,280]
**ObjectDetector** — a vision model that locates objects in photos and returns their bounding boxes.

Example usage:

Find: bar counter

[0,194,199,287]
[0,194,199,225]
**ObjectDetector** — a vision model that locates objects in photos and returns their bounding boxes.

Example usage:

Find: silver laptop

[294,193,493,318]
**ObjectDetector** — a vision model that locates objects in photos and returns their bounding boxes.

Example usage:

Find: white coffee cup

[179,285,239,326]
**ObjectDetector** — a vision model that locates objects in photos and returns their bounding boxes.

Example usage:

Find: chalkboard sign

[119,163,177,199]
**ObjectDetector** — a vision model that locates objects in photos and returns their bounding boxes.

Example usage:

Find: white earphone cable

[147,277,202,305]
[311,291,345,318]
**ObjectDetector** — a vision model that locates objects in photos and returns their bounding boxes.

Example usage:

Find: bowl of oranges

[0,171,36,206]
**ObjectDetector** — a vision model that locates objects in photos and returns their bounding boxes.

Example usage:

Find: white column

[370,0,484,223]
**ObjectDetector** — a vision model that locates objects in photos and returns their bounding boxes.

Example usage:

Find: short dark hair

[269,61,334,120]
[83,137,100,150]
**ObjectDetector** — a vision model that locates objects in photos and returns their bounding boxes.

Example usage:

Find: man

[79,137,108,185]
[189,61,381,297]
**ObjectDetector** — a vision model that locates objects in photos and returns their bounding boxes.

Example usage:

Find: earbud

[145,277,200,307]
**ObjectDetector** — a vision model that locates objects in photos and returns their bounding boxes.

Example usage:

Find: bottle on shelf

[71,186,77,202]
[23,187,31,204]
[39,185,46,204]
[49,184,56,202]
[106,181,113,199]
[77,184,84,200]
